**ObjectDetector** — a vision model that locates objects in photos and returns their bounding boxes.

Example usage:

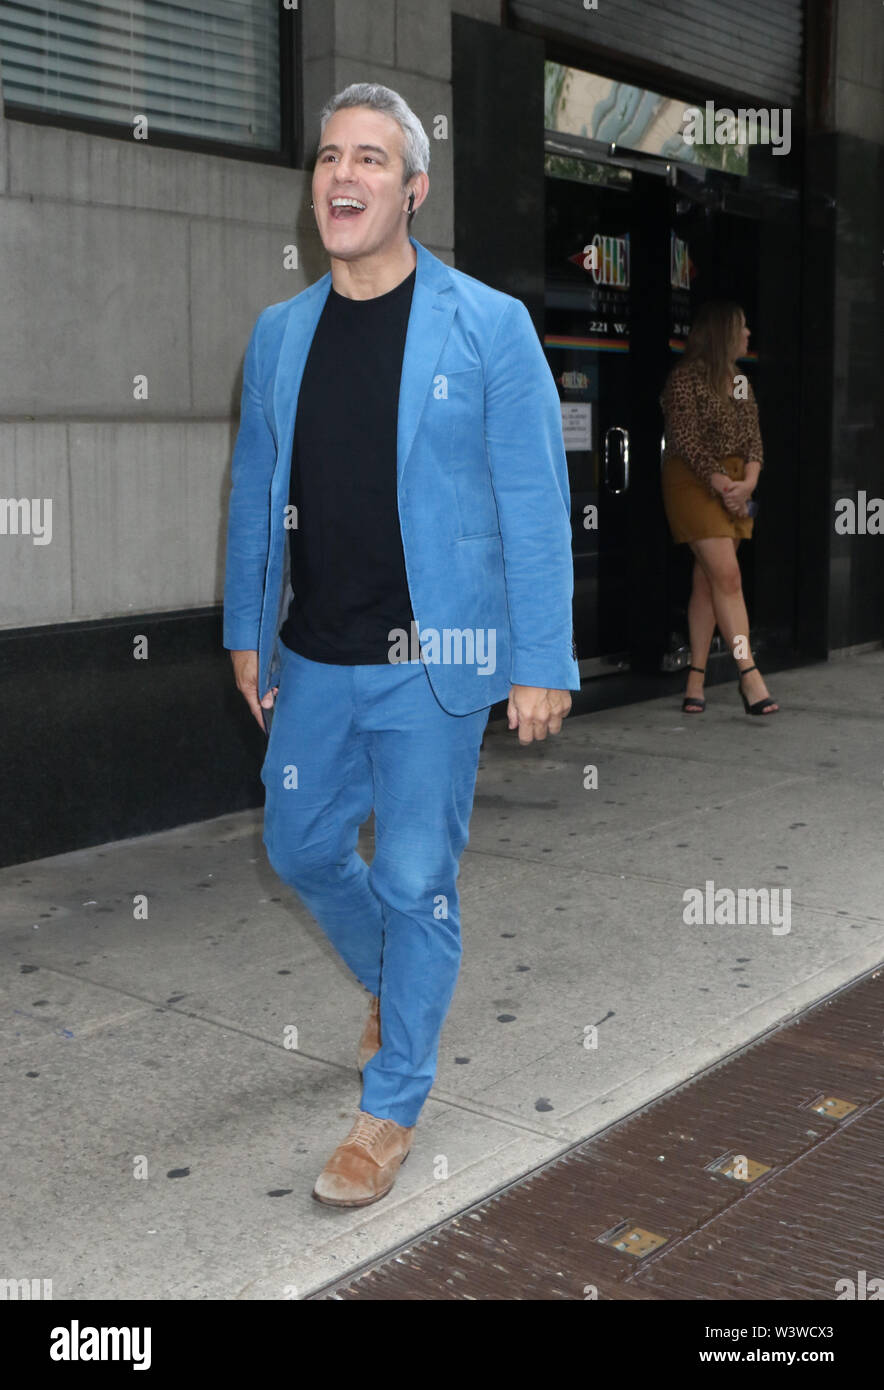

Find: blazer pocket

[432,370,494,539]
[440,368,485,425]
[441,364,483,383]
[426,366,483,449]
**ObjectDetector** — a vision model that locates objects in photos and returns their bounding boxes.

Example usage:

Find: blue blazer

[223,237,580,715]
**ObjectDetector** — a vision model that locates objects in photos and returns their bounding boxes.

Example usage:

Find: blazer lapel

[269,238,456,494]
[397,238,457,485]
[271,273,332,469]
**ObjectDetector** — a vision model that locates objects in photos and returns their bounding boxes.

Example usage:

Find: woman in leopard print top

[659,301,778,716]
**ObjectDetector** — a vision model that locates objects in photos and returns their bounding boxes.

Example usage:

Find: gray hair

[319,83,431,186]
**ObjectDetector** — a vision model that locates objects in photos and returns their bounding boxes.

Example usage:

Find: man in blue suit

[224,83,579,1208]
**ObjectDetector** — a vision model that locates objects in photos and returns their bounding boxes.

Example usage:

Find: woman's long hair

[679,300,744,400]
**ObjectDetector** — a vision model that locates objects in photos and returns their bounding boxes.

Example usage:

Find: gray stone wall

[834,0,884,144]
[826,0,884,649]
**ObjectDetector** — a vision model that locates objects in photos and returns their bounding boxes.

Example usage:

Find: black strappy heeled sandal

[738,664,779,715]
[682,665,706,714]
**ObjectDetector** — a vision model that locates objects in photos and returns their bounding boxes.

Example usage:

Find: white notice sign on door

[561,402,592,452]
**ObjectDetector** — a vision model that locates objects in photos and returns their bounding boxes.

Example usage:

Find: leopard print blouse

[659,358,764,496]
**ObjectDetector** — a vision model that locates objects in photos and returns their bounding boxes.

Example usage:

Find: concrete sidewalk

[3,652,883,1300]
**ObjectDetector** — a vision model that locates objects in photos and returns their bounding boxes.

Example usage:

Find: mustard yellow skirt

[661,453,754,544]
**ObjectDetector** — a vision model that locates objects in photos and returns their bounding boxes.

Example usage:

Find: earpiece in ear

[408,191,415,213]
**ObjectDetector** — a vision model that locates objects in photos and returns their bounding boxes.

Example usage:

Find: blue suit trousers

[261,641,491,1127]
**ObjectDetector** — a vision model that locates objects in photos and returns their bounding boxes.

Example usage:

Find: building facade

[0,0,881,865]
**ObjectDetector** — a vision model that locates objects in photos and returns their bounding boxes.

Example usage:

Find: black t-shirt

[279,267,417,664]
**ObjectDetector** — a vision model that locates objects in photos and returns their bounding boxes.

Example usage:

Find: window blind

[0,0,281,149]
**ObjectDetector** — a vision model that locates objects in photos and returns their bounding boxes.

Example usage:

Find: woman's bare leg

[689,537,778,711]
[686,558,715,703]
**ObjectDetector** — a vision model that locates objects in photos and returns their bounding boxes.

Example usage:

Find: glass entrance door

[544,161,638,676]
[545,153,776,679]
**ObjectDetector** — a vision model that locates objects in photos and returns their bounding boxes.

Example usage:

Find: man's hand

[230,649,277,730]
[507,685,572,745]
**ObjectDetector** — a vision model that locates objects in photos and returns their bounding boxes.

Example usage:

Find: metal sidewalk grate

[311,968,884,1300]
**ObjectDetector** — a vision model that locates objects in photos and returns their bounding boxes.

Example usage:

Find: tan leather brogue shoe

[312,1110,415,1208]
[357,993,381,1074]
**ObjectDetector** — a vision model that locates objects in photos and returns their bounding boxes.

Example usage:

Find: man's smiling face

[313,106,413,262]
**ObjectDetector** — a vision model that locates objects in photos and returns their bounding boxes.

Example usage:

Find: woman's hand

[722,479,753,515]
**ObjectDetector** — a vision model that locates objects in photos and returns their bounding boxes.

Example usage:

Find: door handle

[604,426,630,494]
